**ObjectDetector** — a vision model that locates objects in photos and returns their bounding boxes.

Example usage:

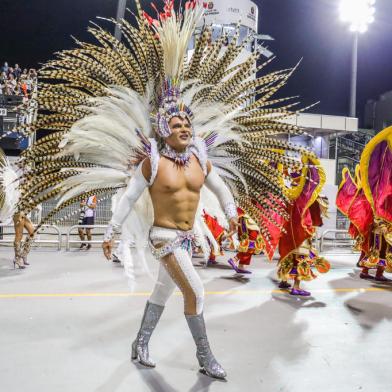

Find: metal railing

[0,223,362,254]
[319,229,355,253]
[65,224,119,251]
[41,199,112,227]
[0,224,62,250]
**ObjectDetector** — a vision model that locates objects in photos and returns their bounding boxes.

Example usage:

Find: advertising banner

[199,0,258,31]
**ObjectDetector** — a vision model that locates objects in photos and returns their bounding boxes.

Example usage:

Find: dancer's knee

[184,287,204,316]
[149,281,175,307]
[195,288,204,315]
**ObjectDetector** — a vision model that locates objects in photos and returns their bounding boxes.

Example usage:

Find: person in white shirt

[78,195,97,250]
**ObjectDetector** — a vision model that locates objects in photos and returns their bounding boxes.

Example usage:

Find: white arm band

[104,163,148,241]
[204,167,237,220]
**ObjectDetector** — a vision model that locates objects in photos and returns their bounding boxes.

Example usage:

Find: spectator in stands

[1,62,9,74]
[0,62,37,99]
[29,68,37,79]
[0,72,6,94]
[78,194,97,250]
[19,76,28,98]
[24,72,32,95]
[27,69,37,95]
[6,74,17,95]
[13,64,22,79]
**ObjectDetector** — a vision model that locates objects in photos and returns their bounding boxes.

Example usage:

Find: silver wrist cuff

[224,202,237,220]
[104,222,121,242]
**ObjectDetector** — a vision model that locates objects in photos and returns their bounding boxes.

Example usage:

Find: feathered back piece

[0,148,20,224]
[18,0,317,243]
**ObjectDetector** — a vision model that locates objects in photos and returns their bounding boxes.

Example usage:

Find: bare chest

[152,156,205,194]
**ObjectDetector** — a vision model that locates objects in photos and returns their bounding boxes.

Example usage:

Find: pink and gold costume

[337,126,392,279]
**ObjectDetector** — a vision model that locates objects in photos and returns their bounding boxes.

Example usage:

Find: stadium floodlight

[339,0,375,33]
[339,0,376,117]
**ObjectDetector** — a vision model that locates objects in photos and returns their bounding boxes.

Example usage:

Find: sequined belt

[149,226,195,260]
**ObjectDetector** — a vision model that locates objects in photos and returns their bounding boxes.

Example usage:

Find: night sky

[1,0,391,125]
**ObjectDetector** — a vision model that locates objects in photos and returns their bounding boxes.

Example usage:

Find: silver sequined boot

[185,313,227,379]
[131,301,164,367]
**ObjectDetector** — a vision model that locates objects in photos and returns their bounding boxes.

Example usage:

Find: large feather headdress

[18,0,318,254]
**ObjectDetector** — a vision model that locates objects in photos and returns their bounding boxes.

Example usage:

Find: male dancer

[103,115,237,379]
[17,0,320,380]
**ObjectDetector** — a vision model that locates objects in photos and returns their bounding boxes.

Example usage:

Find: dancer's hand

[102,240,113,260]
[227,217,239,237]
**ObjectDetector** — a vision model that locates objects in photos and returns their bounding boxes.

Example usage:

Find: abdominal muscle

[150,188,200,231]
[147,155,205,231]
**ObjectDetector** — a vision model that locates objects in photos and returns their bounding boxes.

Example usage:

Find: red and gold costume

[337,126,392,280]
[277,156,330,293]
[227,207,264,273]
[203,210,225,263]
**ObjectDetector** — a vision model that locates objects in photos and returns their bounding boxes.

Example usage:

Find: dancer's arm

[102,160,150,259]
[204,162,238,234]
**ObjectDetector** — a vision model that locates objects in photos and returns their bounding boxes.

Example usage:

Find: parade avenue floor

[1,248,392,392]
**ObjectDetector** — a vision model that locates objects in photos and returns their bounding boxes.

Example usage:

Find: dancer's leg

[132,254,176,367]
[13,214,25,269]
[78,228,86,248]
[149,261,177,306]
[289,259,311,296]
[375,266,391,282]
[360,266,374,280]
[160,247,226,379]
[228,252,252,274]
[160,247,204,315]
[21,216,35,265]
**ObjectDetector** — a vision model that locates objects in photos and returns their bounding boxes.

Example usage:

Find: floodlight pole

[349,32,359,118]
[115,0,127,42]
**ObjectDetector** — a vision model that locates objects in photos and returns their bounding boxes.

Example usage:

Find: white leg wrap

[149,226,205,314]
[149,262,177,307]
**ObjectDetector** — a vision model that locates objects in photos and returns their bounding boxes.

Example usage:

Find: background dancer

[12,212,35,268]
[0,149,35,269]
[337,127,392,281]
[277,157,330,296]
[227,207,264,274]
[203,209,226,265]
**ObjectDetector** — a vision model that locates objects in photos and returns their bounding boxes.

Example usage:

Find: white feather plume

[151,2,205,79]
[55,86,153,205]
[56,167,128,207]
[0,157,20,224]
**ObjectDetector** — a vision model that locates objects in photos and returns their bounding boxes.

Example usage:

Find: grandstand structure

[0,85,37,154]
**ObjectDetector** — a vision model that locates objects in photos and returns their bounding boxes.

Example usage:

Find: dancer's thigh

[160,248,204,315]
[149,261,177,306]
[23,216,35,236]
[13,215,25,242]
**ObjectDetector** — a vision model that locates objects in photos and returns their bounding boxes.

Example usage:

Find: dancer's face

[166,116,192,151]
